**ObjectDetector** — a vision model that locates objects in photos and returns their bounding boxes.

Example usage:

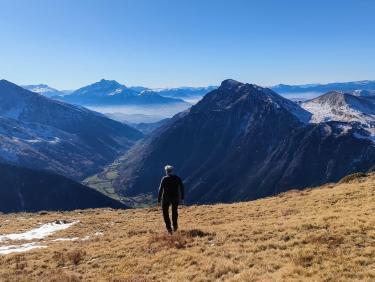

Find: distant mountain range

[22,79,375,105]
[53,79,190,106]
[143,86,217,101]
[272,80,375,95]
[0,79,143,180]
[0,162,126,213]
[21,80,216,106]
[88,79,375,205]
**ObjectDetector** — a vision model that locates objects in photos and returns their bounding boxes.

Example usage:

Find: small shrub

[148,232,190,250]
[67,249,86,265]
[53,249,86,266]
[147,228,214,252]
[305,234,344,248]
[292,249,315,267]
[367,165,375,173]
[339,172,367,184]
[214,261,240,278]
[53,251,66,267]
[127,229,148,237]
[14,255,27,270]
[183,229,213,238]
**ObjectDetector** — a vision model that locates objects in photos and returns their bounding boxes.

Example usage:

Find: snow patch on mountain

[301,92,375,143]
[107,88,124,96]
[22,84,63,97]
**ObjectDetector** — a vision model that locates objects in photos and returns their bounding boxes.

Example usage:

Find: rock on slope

[0,79,143,180]
[0,162,126,212]
[90,79,375,204]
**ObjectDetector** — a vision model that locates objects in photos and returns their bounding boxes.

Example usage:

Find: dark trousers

[162,200,179,231]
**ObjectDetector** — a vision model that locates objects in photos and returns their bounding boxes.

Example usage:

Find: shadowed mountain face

[95,80,375,204]
[0,80,143,180]
[0,163,126,213]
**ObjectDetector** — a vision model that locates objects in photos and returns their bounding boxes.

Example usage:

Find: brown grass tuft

[41,269,81,282]
[339,172,367,183]
[111,278,152,282]
[147,231,191,251]
[67,249,86,265]
[53,249,86,266]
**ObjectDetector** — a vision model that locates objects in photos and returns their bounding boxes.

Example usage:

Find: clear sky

[0,0,374,89]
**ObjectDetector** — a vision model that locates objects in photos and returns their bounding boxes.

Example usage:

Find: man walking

[158,165,185,234]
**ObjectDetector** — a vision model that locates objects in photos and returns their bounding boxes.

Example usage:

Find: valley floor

[0,173,375,281]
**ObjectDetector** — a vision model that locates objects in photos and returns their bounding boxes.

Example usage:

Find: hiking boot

[173,225,178,232]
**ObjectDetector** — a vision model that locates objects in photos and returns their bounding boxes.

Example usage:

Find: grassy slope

[0,173,374,281]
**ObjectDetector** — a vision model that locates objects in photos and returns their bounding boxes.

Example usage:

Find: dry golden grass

[1,172,375,281]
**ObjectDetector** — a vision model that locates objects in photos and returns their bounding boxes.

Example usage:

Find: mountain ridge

[57,79,188,106]
[22,84,64,98]
[88,79,375,205]
[272,80,375,94]
[0,79,143,180]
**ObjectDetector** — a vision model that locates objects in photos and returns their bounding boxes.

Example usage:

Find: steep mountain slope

[0,80,143,180]
[22,84,64,98]
[1,172,374,281]
[89,79,375,204]
[0,163,126,212]
[58,79,188,106]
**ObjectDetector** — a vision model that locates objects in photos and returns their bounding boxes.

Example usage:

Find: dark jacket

[158,174,185,203]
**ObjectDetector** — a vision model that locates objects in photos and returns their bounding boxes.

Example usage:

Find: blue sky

[0,0,374,89]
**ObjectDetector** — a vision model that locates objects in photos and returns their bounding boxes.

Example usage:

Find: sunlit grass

[0,173,374,281]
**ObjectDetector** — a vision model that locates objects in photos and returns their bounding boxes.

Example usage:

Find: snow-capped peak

[301,91,375,142]
[22,84,63,97]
